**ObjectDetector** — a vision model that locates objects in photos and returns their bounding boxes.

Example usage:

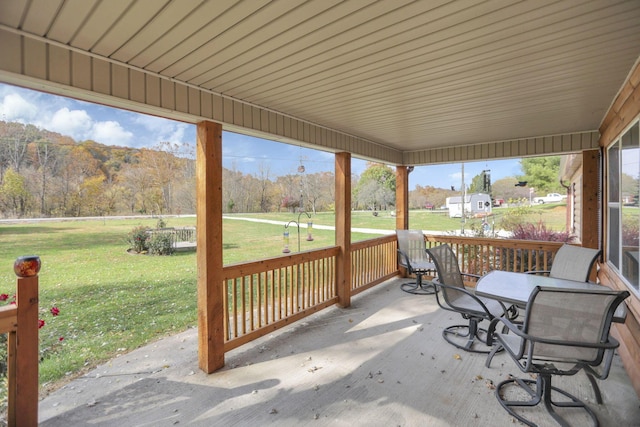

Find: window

[607,120,640,295]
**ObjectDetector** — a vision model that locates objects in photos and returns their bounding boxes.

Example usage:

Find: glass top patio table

[476,270,607,308]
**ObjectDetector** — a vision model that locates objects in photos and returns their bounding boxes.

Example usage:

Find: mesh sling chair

[527,244,601,282]
[396,230,436,295]
[486,286,629,427]
[426,244,518,353]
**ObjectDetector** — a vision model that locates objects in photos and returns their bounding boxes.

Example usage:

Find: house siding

[599,59,640,398]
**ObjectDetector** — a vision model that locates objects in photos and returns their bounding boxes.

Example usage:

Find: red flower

[50,306,60,316]
[38,319,45,329]
[59,337,64,341]
[0,293,8,301]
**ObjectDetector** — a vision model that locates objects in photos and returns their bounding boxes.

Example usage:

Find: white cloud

[48,107,93,139]
[91,121,134,146]
[131,114,195,147]
[166,123,189,144]
[0,92,39,122]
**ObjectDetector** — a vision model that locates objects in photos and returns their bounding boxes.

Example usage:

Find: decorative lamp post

[306,221,314,241]
[282,230,291,253]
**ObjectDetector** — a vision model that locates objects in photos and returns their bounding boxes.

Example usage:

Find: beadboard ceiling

[1,0,639,157]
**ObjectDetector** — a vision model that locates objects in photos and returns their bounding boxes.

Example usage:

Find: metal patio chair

[527,244,601,282]
[426,244,518,353]
[396,230,436,295]
[486,286,629,427]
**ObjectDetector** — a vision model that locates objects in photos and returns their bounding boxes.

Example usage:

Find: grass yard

[0,217,377,388]
[0,204,567,389]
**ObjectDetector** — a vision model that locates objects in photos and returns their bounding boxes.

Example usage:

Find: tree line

[0,121,402,219]
[0,121,197,218]
[1,121,574,219]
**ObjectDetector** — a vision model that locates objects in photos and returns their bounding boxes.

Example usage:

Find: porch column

[396,166,410,230]
[581,149,600,250]
[335,152,351,308]
[196,121,224,373]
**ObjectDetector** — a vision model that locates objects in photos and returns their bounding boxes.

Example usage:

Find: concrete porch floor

[39,278,640,426]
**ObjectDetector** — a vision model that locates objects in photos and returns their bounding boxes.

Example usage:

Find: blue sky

[0,83,522,189]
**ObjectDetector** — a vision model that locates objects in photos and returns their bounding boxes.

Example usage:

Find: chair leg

[400,272,436,295]
[485,343,502,368]
[585,372,603,404]
[495,374,600,427]
[442,318,492,353]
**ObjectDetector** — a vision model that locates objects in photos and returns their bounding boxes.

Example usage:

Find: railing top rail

[352,234,396,250]
[223,246,339,278]
[424,234,565,250]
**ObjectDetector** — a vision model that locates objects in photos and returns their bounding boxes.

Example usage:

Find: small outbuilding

[446,193,492,218]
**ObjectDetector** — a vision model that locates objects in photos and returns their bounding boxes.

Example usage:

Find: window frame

[606,118,640,297]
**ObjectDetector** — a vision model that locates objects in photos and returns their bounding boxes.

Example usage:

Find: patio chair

[486,286,629,427]
[527,244,601,282]
[396,230,436,295]
[426,244,518,353]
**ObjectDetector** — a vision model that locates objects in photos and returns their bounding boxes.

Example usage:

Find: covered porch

[1,1,640,425]
[38,276,640,426]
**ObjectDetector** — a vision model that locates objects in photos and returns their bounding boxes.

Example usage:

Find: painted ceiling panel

[1,0,639,154]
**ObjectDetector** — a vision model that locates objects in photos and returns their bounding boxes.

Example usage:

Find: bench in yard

[147,227,196,252]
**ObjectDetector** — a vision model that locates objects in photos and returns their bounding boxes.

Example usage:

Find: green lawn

[234,203,568,236]
[0,204,567,388]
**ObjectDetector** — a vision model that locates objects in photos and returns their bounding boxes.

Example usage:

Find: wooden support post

[582,149,600,282]
[582,149,600,250]
[196,121,225,373]
[335,152,351,308]
[396,166,410,230]
[395,166,410,277]
[13,262,40,427]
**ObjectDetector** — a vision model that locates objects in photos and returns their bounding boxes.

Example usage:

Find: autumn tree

[278,173,302,212]
[306,171,334,213]
[409,185,451,209]
[0,122,40,173]
[256,161,274,213]
[0,168,31,217]
[32,140,62,215]
[222,167,243,213]
[57,145,100,215]
[137,142,187,214]
[491,177,531,203]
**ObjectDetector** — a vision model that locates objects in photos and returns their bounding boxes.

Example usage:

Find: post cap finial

[14,255,41,277]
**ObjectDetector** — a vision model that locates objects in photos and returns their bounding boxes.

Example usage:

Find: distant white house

[446,193,492,218]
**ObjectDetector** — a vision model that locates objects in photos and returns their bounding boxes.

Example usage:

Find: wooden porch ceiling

[1,1,640,162]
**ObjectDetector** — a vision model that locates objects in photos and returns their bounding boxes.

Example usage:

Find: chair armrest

[435,280,513,319]
[487,316,522,345]
[613,302,627,323]
[397,249,411,270]
[582,336,620,381]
